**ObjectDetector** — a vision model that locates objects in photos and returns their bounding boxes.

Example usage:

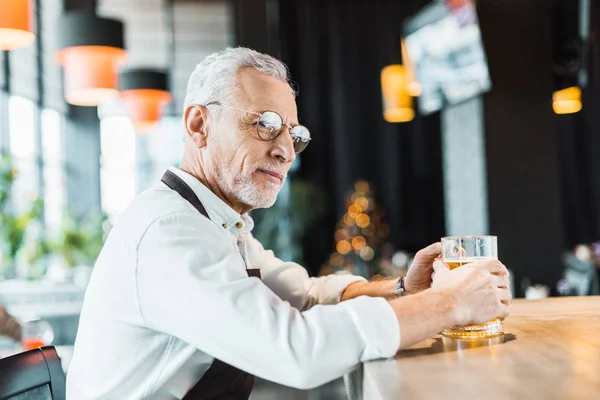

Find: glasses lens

[257,111,283,141]
[290,125,310,153]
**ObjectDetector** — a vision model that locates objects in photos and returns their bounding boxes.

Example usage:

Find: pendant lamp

[55,11,126,106]
[119,69,171,131]
[552,86,582,114]
[381,65,415,123]
[0,0,35,50]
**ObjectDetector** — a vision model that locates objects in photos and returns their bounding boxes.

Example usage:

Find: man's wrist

[394,276,406,297]
[402,277,426,295]
[430,287,465,326]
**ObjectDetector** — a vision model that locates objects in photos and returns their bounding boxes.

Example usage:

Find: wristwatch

[395,276,406,297]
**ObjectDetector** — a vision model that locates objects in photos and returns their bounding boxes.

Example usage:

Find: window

[100,116,136,223]
[41,108,65,234]
[8,95,37,214]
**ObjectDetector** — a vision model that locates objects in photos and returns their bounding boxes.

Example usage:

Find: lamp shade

[381,65,414,123]
[119,69,171,130]
[552,86,582,114]
[55,11,126,106]
[0,0,35,50]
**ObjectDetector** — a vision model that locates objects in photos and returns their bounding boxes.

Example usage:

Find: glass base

[441,319,503,339]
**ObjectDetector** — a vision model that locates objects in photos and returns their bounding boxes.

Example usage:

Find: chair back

[0,346,65,400]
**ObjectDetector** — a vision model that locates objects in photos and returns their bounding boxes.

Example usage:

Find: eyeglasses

[203,101,311,154]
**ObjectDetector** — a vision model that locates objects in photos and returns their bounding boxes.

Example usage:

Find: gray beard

[213,162,282,210]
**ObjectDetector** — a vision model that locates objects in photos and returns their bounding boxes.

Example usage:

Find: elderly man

[67,47,510,399]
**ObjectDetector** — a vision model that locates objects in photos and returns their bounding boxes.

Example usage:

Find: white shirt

[66,167,400,399]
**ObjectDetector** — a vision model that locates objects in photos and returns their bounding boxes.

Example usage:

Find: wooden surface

[363,296,600,400]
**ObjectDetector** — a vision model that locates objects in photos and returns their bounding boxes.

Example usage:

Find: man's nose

[269,128,296,164]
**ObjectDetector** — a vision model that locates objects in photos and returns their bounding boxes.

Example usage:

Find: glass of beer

[441,235,503,339]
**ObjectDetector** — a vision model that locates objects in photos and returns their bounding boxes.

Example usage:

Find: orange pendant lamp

[381,65,415,123]
[0,0,35,50]
[552,86,582,114]
[55,11,126,106]
[119,69,171,131]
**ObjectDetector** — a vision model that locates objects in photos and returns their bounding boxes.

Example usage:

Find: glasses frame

[202,101,311,153]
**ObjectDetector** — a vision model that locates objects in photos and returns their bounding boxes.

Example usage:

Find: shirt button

[222,223,228,229]
[235,222,243,229]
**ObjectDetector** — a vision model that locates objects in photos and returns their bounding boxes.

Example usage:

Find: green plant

[0,154,43,275]
[52,212,107,268]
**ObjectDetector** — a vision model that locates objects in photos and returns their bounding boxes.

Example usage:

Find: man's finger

[433,260,450,273]
[493,274,510,288]
[416,242,441,259]
[476,259,508,276]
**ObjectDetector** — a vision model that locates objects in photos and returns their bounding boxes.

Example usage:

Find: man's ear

[184,105,210,148]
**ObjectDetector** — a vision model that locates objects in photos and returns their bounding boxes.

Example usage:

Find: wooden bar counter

[361,296,600,400]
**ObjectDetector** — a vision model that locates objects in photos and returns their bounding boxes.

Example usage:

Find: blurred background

[0,0,599,395]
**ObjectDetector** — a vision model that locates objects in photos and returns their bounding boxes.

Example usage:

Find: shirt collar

[166,167,254,237]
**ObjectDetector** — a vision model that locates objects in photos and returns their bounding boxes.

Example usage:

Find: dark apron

[161,170,260,399]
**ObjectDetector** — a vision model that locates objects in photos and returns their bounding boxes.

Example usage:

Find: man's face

[206,68,298,210]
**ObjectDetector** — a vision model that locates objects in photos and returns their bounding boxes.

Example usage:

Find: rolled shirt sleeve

[136,211,400,389]
[243,235,367,310]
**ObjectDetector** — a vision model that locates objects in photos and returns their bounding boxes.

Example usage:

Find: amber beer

[445,257,488,270]
[441,236,503,339]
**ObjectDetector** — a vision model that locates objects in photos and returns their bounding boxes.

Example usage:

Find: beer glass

[22,318,54,350]
[441,235,503,339]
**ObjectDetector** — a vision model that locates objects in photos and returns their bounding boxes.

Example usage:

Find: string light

[348,204,362,218]
[355,196,369,210]
[352,236,367,250]
[336,240,352,255]
[356,214,371,228]
[360,246,375,261]
[354,180,370,194]
[343,214,356,226]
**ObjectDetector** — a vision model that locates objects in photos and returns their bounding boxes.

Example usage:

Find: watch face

[395,278,406,296]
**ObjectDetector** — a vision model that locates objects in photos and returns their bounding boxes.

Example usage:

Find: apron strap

[162,170,210,219]
[161,169,257,400]
[161,170,262,281]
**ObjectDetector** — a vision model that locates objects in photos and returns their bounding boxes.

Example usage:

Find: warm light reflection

[348,204,362,218]
[356,214,371,228]
[381,65,415,123]
[336,240,352,255]
[352,236,366,250]
[355,196,369,210]
[343,214,356,226]
[552,86,582,114]
[354,180,370,194]
[360,246,375,261]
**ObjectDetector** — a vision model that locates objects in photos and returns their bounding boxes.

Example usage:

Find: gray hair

[183,47,296,112]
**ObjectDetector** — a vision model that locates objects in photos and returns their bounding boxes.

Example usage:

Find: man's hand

[431,258,511,325]
[340,242,442,301]
[387,258,511,350]
[403,242,442,294]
